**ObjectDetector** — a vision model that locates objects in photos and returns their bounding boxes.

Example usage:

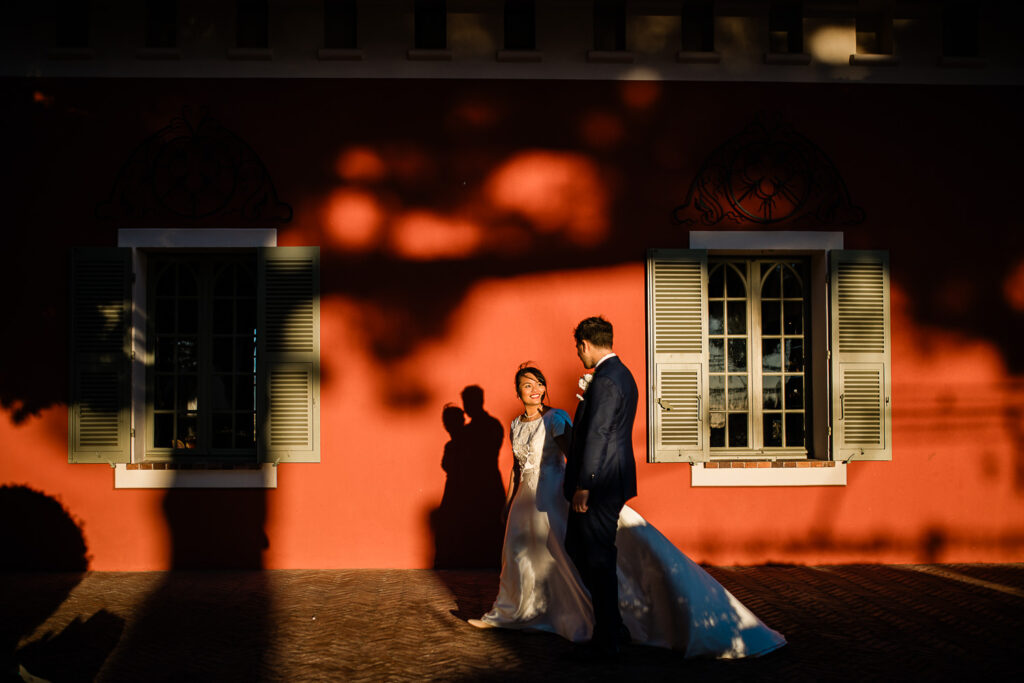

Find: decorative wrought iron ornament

[97,107,292,227]
[673,114,864,227]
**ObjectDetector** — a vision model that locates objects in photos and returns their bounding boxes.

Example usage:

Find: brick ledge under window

[125,462,263,471]
[704,460,836,469]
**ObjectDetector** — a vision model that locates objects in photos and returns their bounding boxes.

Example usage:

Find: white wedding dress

[477,409,786,658]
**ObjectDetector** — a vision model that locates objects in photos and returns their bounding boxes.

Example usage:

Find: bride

[468,364,786,658]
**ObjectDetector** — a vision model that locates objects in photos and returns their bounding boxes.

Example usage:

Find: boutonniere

[576,373,594,401]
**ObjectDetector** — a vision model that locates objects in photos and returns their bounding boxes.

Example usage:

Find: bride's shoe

[467,618,496,629]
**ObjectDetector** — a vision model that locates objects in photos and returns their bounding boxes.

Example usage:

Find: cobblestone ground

[3,564,1023,681]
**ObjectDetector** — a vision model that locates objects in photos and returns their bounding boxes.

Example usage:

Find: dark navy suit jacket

[564,355,638,504]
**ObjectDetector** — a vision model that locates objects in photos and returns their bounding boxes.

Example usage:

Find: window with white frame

[68,231,321,469]
[646,234,891,466]
[706,257,810,455]
[147,252,258,459]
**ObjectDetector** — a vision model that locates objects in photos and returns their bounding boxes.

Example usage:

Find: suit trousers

[565,494,625,647]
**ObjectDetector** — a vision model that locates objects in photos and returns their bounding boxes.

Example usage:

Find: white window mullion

[749,259,764,451]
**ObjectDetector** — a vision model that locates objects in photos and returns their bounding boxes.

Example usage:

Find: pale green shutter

[647,249,709,463]
[258,247,321,463]
[830,250,892,461]
[69,248,132,464]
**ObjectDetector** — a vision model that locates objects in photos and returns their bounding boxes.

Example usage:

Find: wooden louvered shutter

[647,250,709,463]
[258,247,320,463]
[69,248,132,464]
[830,250,892,461]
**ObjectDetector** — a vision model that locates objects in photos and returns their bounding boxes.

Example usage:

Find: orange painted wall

[2,78,1022,570]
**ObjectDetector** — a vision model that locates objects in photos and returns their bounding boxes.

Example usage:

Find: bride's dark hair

[515,362,549,405]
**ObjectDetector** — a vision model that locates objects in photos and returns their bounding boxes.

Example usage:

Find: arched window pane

[709,265,724,297]
[782,265,802,298]
[725,265,746,297]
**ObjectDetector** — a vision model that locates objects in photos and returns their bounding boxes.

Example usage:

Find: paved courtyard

[4,564,1024,681]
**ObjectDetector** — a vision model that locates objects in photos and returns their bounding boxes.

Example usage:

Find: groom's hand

[572,489,590,513]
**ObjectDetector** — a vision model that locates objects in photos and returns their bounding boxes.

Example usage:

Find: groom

[564,316,638,658]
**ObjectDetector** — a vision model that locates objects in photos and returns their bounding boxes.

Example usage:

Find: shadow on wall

[430,386,506,570]
[98,487,273,679]
[0,484,125,681]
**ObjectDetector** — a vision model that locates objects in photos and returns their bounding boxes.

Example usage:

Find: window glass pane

[762,300,781,335]
[214,299,234,333]
[727,338,747,372]
[239,415,256,448]
[763,413,782,447]
[762,338,781,372]
[709,375,725,411]
[783,300,802,335]
[156,298,175,333]
[710,338,724,373]
[785,412,805,447]
[176,338,197,372]
[727,300,746,334]
[212,413,233,448]
[155,374,174,410]
[782,266,802,298]
[785,375,804,409]
[177,374,198,411]
[727,375,747,410]
[708,266,724,297]
[762,264,781,298]
[710,413,726,447]
[155,337,174,371]
[156,267,175,297]
[211,375,231,410]
[708,300,724,334]
[237,298,257,335]
[763,375,781,409]
[785,338,804,372]
[214,266,235,296]
[154,413,174,448]
[178,298,199,333]
[237,265,256,295]
[178,267,198,296]
[728,413,748,447]
[236,337,256,372]
[236,375,255,412]
[213,336,232,373]
[725,266,745,297]
[178,414,197,449]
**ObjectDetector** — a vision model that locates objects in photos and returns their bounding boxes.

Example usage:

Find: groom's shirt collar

[594,352,617,371]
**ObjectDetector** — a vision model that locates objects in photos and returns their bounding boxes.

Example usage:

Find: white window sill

[849,53,900,67]
[114,464,278,489]
[690,462,846,487]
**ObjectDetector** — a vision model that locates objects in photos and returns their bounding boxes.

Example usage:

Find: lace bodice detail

[510,409,571,475]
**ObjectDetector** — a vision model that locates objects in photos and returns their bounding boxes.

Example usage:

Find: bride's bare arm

[503,462,519,520]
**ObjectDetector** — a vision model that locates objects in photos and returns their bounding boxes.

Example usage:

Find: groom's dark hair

[574,316,613,348]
